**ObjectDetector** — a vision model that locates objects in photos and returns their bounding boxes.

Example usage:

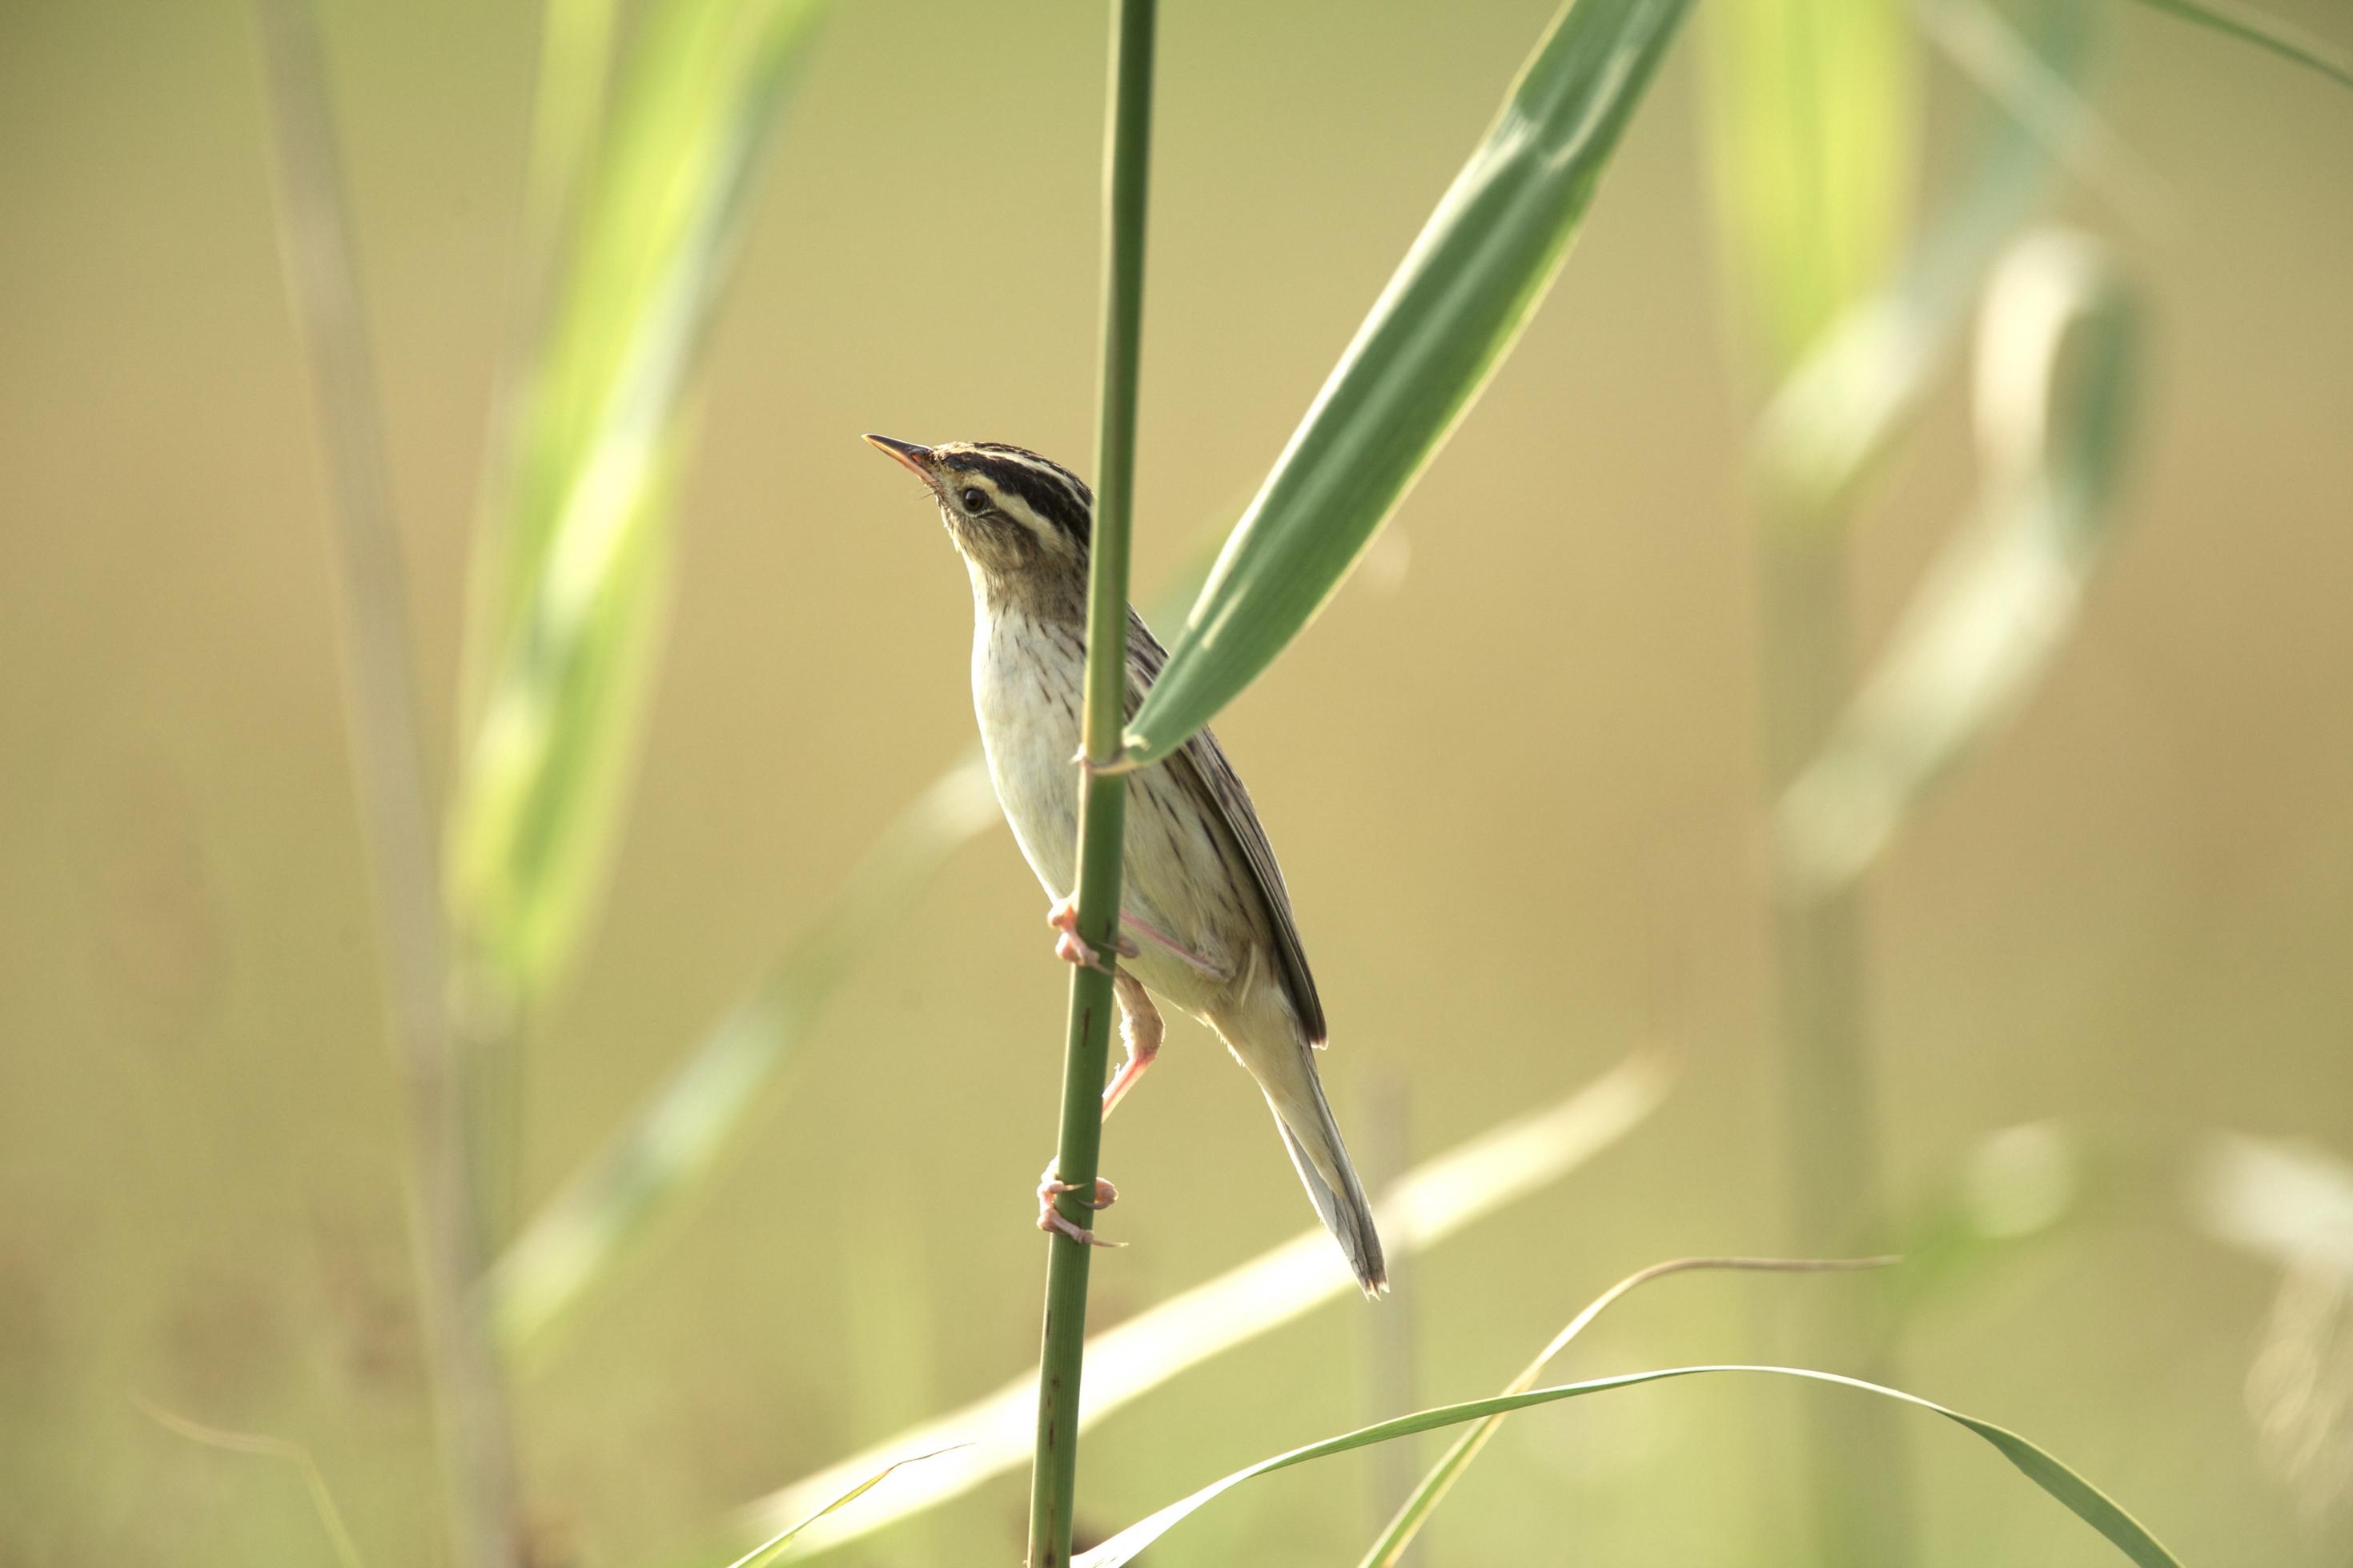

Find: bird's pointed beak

[862,432,935,480]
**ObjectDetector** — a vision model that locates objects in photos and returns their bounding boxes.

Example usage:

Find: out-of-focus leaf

[447,0,826,998]
[2126,0,2353,91]
[1115,0,1692,768]
[2195,1133,2353,1277]
[488,757,999,1358]
[2193,1136,2353,1527]
[524,0,626,246]
[1921,0,2148,219]
[1705,0,1916,376]
[1776,229,2141,894]
[721,1053,1672,1560]
[721,1448,964,1568]
[1359,1255,1891,1568]
[1755,0,2098,515]
[1881,1121,2084,1328]
[1078,1364,2182,1568]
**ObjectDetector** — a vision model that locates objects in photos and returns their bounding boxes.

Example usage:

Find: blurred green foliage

[448,0,826,999]
[3,1,2349,1565]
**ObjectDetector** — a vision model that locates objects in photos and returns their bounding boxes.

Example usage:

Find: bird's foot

[1047,898,1223,982]
[1037,1161,1122,1247]
[1046,896,1138,972]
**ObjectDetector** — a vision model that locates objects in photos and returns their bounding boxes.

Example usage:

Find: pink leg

[1047,896,1223,981]
[1102,972,1163,1119]
[1046,895,1139,972]
[1118,912,1225,980]
[1037,1161,1122,1247]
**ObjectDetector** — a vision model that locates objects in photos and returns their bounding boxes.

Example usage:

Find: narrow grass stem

[1758,518,1914,1567]
[250,2,521,1562]
[1026,5,1155,1566]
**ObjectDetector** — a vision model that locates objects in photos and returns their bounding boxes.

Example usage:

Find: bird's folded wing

[1125,608,1327,1044]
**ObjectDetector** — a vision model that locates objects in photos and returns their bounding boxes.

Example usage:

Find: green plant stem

[1757,519,1913,1567]
[1026,4,1154,1566]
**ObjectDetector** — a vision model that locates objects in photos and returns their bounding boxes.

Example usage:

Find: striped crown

[933,442,1095,547]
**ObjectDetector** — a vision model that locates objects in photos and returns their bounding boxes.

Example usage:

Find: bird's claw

[1038,1162,1122,1247]
[1037,1166,1118,1211]
[1047,896,1138,972]
[1038,1207,1122,1247]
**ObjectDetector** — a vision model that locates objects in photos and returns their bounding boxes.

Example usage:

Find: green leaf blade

[1119,0,1693,766]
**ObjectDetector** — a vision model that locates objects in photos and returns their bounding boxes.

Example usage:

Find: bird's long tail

[1258,1049,1387,1297]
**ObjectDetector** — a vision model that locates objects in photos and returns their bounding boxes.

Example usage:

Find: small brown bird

[865,434,1386,1296]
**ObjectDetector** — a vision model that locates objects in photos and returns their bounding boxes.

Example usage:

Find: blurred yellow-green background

[2,0,2349,1563]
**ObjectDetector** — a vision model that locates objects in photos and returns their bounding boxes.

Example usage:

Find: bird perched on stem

[865,433,1386,1297]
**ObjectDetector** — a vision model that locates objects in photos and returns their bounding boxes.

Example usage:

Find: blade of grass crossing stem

[1359,1257,1893,1568]
[2124,0,2353,90]
[447,0,826,1001]
[1030,5,1154,1566]
[1777,230,2140,894]
[727,1054,1669,1561]
[1705,0,1917,374]
[1114,0,1690,768]
[1076,1365,2182,1568]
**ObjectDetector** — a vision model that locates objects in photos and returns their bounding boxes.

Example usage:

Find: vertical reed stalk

[1026,4,1155,1565]
[1758,513,1913,1566]
[251,2,521,1562]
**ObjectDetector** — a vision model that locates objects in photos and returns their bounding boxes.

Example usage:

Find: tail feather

[1265,1073,1388,1297]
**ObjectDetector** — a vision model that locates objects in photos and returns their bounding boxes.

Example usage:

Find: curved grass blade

[447,0,827,999]
[722,1446,964,1568]
[1077,1364,2182,1568]
[2124,0,2353,91]
[1704,0,1917,376]
[1776,229,2140,894]
[722,1053,1670,1560]
[136,1397,369,1568]
[1115,0,1692,768]
[1359,1255,1892,1568]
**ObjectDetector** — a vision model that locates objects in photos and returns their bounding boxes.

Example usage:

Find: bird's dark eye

[960,487,990,512]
